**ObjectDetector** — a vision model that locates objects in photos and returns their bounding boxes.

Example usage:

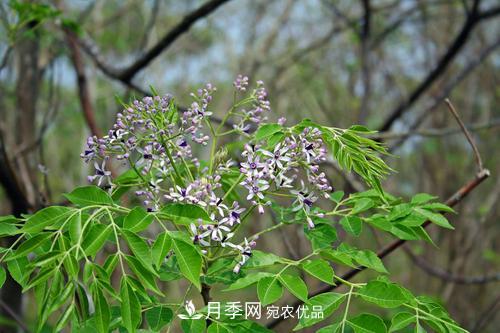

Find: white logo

[177,300,204,320]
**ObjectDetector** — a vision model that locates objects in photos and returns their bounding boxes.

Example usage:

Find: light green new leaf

[413,208,454,229]
[171,237,202,290]
[124,207,154,232]
[294,292,346,330]
[224,272,274,291]
[54,303,74,332]
[254,123,283,141]
[340,216,363,236]
[120,277,141,332]
[146,306,173,332]
[122,229,154,271]
[65,185,114,206]
[357,280,409,308]
[279,274,308,302]
[22,206,73,233]
[301,259,335,285]
[152,232,172,269]
[348,313,387,333]
[257,276,283,306]
[411,193,437,205]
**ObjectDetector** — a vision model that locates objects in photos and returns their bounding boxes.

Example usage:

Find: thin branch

[81,0,232,83]
[471,294,500,333]
[404,246,500,284]
[445,99,483,171]
[65,29,102,138]
[373,118,500,140]
[0,299,32,333]
[389,36,500,150]
[379,0,500,131]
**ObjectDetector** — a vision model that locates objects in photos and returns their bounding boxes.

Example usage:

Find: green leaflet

[122,229,154,272]
[151,232,172,269]
[65,185,114,206]
[357,280,410,308]
[145,306,173,332]
[224,272,274,291]
[348,313,388,333]
[301,259,335,285]
[294,292,346,330]
[123,206,154,232]
[160,203,211,225]
[120,276,141,332]
[340,215,363,236]
[171,237,202,290]
[257,276,283,306]
[22,206,74,233]
[278,274,308,302]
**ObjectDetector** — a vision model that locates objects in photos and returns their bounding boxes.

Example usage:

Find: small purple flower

[87,161,111,187]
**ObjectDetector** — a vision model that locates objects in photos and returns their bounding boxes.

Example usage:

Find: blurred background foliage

[0,0,498,332]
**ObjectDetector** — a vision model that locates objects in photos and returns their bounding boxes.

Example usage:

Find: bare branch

[80,0,232,84]
[379,0,500,131]
[404,246,500,284]
[445,99,483,171]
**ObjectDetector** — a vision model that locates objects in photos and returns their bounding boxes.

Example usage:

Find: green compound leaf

[122,229,154,272]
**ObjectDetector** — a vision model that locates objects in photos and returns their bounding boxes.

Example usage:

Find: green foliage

[0,88,465,333]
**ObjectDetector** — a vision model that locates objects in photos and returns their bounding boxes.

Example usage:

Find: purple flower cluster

[239,127,332,228]
[231,80,271,135]
[81,75,333,274]
[182,83,216,145]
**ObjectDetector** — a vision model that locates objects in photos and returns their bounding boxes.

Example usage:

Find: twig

[80,0,232,83]
[404,246,500,284]
[471,294,500,333]
[0,299,32,333]
[65,29,102,138]
[445,99,483,171]
[378,0,500,131]
[372,118,500,140]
